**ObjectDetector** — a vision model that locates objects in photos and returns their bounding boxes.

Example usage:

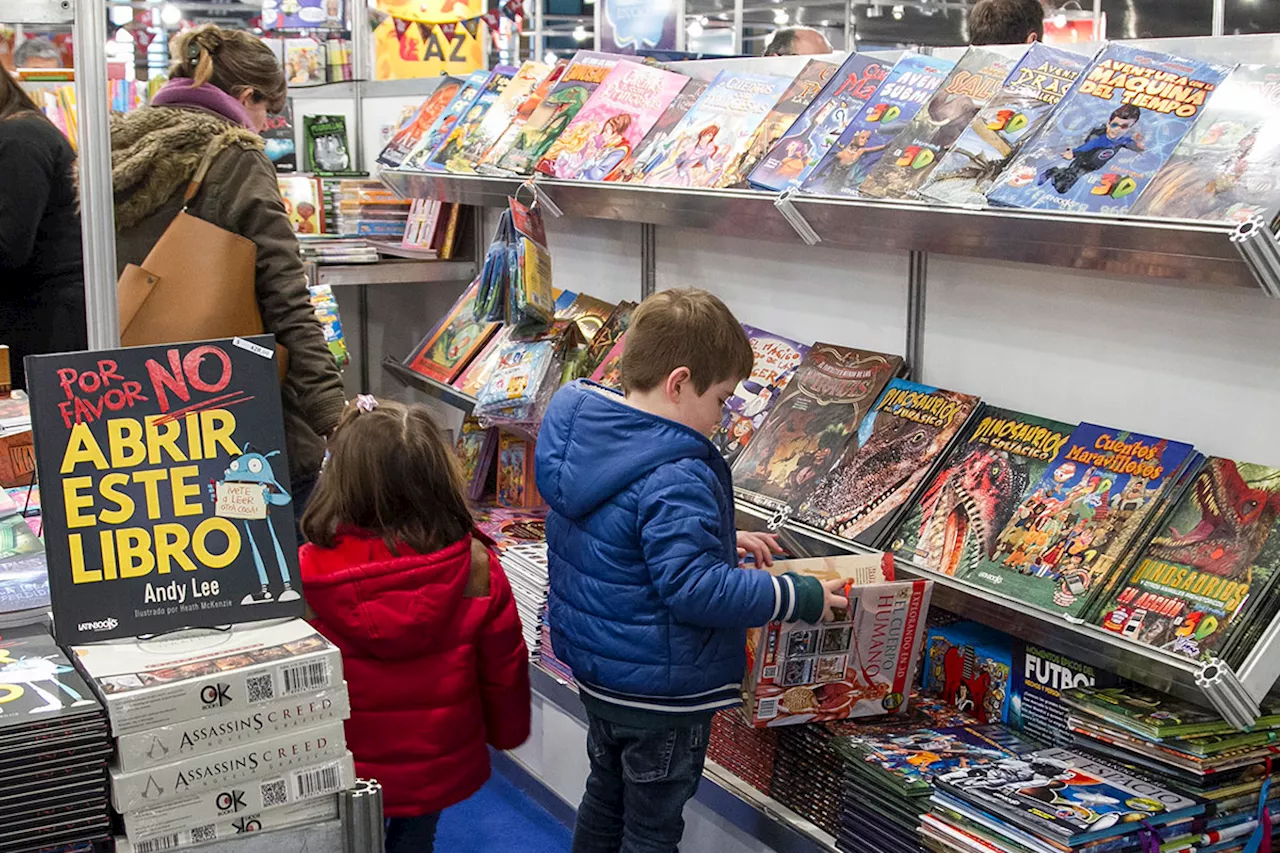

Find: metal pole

[733,0,745,54]
[350,0,372,169]
[1092,0,1102,39]
[905,250,926,381]
[535,0,545,60]
[74,0,121,350]
[640,223,657,299]
[1211,0,1225,36]
[844,0,853,52]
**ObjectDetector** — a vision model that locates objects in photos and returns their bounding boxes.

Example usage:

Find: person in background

[763,25,834,56]
[111,24,344,521]
[13,37,63,70]
[536,289,848,853]
[300,396,532,853]
[968,0,1045,44]
[0,68,84,389]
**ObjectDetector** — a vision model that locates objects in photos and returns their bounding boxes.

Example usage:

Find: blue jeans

[572,712,710,853]
[386,812,440,853]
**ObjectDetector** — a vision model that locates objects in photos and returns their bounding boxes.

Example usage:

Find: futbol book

[479,59,570,174]
[709,326,809,466]
[803,53,955,198]
[749,53,895,192]
[986,44,1232,214]
[377,76,464,168]
[427,65,518,171]
[403,279,500,384]
[611,74,714,184]
[400,71,489,171]
[446,60,551,174]
[721,59,838,188]
[858,48,1015,200]
[918,44,1094,207]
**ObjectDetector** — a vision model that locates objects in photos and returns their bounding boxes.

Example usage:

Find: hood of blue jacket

[536,380,727,521]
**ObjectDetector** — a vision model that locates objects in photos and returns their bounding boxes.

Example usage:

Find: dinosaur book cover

[986,44,1232,215]
[0,623,101,725]
[479,60,570,175]
[1131,64,1280,223]
[837,724,1036,795]
[966,424,1198,620]
[917,43,1093,208]
[400,70,490,171]
[611,75,713,184]
[425,65,518,171]
[748,53,895,193]
[446,60,552,174]
[27,336,306,644]
[797,378,981,545]
[730,344,903,515]
[802,53,955,198]
[1093,458,1280,663]
[889,407,1075,577]
[710,325,810,466]
[857,48,1016,201]
[404,279,501,384]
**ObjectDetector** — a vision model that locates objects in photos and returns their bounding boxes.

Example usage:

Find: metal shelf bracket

[13,0,73,22]
[1230,216,1280,298]
[522,176,564,219]
[774,189,822,246]
[1196,659,1262,731]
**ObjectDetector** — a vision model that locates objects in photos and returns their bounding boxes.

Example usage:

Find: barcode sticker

[280,660,330,696]
[135,835,180,853]
[762,665,779,680]
[260,778,289,809]
[245,673,274,704]
[293,763,342,799]
[191,825,217,844]
[757,698,779,721]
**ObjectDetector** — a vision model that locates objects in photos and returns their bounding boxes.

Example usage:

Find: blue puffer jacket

[536,381,816,720]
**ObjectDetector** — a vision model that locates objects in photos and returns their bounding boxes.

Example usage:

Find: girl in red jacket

[300,396,532,853]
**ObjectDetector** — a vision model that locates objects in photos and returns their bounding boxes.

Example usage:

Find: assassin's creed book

[426,65,518,171]
[377,76,463,168]
[986,44,1232,214]
[721,59,838,188]
[917,44,1093,207]
[478,59,570,174]
[115,795,339,853]
[858,48,1015,200]
[709,326,809,466]
[611,74,714,184]
[803,53,955,198]
[400,71,489,171]
[446,60,552,174]
[730,344,902,515]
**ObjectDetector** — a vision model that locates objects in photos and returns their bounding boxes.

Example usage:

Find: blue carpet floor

[435,771,573,853]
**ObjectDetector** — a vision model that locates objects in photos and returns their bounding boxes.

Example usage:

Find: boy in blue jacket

[536,289,846,853]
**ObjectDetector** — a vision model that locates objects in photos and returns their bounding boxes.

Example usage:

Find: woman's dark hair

[301,399,474,555]
[0,70,45,120]
[169,24,288,114]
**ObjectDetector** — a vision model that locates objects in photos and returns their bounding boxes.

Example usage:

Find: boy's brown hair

[301,399,473,554]
[619,289,754,395]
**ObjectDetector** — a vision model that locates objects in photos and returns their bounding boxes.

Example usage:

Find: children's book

[497,432,541,509]
[888,407,1075,577]
[858,48,1016,200]
[285,37,326,86]
[611,74,715,184]
[447,61,552,174]
[730,344,902,515]
[709,326,809,466]
[475,340,557,416]
[1009,641,1120,748]
[404,279,500,384]
[400,72,489,171]
[639,70,797,189]
[278,176,325,235]
[266,0,342,29]
[840,725,1037,794]
[494,51,625,176]
[427,66,518,171]
[453,327,513,399]
[303,114,353,174]
[964,424,1198,620]
[721,59,838,188]
[556,293,616,344]
[917,44,1094,207]
[1131,64,1280,223]
[803,54,956,197]
[589,335,626,390]
[986,44,1233,215]
[923,622,1015,726]
[479,60,570,175]
[535,60,688,181]
[1063,685,1280,741]
[457,417,499,502]
[798,379,981,546]
[748,53,896,192]
[584,302,636,375]
[262,99,296,172]
[378,77,464,168]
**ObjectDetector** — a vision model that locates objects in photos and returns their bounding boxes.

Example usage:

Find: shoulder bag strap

[182,136,225,210]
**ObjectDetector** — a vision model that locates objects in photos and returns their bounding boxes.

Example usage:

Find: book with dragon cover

[478,60,570,175]
[535,61,687,181]
[917,44,1093,208]
[986,44,1232,215]
[610,74,714,184]
[400,71,490,171]
[639,70,797,189]
[404,279,500,384]
[377,76,463,168]
[710,326,810,466]
[425,66,518,171]
[1093,458,1280,663]
[730,344,902,515]
[494,51,624,176]
[888,407,1075,577]
[857,48,1015,200]
[839,725,1037,796]
[748,53,895,192]
[1131,64,1280,223]
[798,379,981,546]
[963,424,1198,620]
[802,53,955,198]
[446,61,552,174]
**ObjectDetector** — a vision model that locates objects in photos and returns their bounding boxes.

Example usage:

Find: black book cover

[0,623,101,726]
[262,99,297,173]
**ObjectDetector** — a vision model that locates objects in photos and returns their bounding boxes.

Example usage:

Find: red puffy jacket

[301,529,531,817]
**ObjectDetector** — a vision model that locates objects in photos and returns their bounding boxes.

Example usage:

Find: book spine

[439,204,463,259]
[115,795,339,853]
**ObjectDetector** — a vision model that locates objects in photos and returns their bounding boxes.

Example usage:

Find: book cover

[377,76,464,168]
[115,795,339,853]
[841,725,1037,794]
[965,424,1198,619]
[748,53,895,192]
[403,279,500,384]
[535,61,688,181]
[0,623,101,725]
[456,417,498,502]
[400,71,490,171]
[278,176,325,235]
[1094,458,1280,662]
[610,75,713,183]
[284,38,326,86]
[475,340,557,415]
[27,337,306,645]
[303,114,352,174]
[261,100,296,173]
[496,432,540,509]
[1131,64,1280,223]
[640,70,797,189]
[888,407,1074,577]
[584,301,636,375]
[556,293,616,344]
[453,327,514,399]
[479,60,570,174]
[1061,686,1259,740]
[427,65,518,171]
[266,0,342,29]
[986,44,1233,214]
[494,51,624,176]
[798,379,982,545]
[721,59,838,188]
[918,44,1094,207]
[923,621,1014,726]
[858,48,1016,200]
[0,551,50,620]
[803,54,956,198]
[589,335,626,390]
[446,60,552,174]
[1010,641,1120,748]
[709,325,810,465]
[730,344,902,514]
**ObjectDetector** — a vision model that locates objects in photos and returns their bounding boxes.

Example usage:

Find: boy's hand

[822,579,850,622]
[737,531,783,567]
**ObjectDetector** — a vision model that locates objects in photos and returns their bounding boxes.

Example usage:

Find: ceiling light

[160,3,182,26]
[572,24,588,41]
[892,5,904,20]
[774,9,789,24]
[687,20,703,37]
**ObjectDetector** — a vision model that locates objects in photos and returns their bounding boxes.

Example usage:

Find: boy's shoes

[241,587,276,605]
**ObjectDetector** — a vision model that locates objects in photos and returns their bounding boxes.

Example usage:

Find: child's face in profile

[680,376,740,438]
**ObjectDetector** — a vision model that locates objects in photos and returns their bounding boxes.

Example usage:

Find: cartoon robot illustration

[210,445,299,605]
[0,651,89,712]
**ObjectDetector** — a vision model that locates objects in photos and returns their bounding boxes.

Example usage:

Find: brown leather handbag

[117,137,289,378]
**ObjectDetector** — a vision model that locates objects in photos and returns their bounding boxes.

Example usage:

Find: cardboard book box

[742,553,934,728]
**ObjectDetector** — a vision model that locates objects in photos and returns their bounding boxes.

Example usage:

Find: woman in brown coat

[111,25,345,538]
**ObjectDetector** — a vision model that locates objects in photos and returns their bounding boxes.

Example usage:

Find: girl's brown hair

[301,399,474,554]
[0,70,45,120]
[169,25,288,114]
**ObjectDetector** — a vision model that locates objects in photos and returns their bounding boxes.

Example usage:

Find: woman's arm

[0,131,53,273]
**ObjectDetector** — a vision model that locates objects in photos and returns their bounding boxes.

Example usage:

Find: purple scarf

[151,78,252,129]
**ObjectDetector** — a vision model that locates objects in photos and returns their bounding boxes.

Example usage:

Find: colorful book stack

[0,487,48,628]
[337,183,412,239]
[707,709,779,797]
[502,542,550,662]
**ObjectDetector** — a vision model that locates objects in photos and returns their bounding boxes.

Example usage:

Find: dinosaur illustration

[916,446,1028,576]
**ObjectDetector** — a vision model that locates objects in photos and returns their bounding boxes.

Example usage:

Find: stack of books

[502,543,549,662]
[772,724,847,835]
[707,709,778,797]
[298,237,378,264]
[335,182,412,239]
[0,487,48,628]
[69,619,357,851]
